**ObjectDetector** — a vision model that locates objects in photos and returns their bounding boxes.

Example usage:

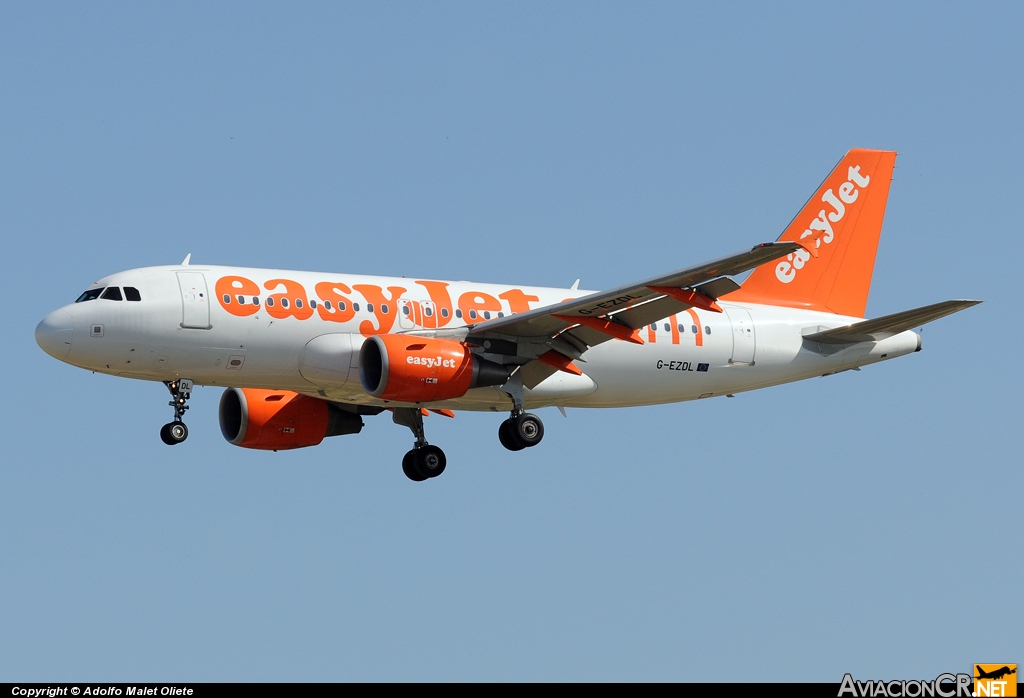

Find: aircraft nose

[36,309,73,360]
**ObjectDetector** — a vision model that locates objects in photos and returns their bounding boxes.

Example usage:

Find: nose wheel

[160,421,189,445]
[160,379,193,445]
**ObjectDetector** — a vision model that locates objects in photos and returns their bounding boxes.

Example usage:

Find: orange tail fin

[726,149,897,318]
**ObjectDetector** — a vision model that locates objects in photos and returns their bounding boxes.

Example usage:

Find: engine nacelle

[359,335,510,402]
[219,388,363,450]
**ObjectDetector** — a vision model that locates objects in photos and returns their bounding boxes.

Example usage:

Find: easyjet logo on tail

[776,165,872,284]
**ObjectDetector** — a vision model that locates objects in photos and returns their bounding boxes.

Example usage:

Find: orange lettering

[457,291,502,322]
[264,279,314,320]
[216,276,260,317]
[415,280,454,327]
[314,282,357,323]
[353,284,406,336]
[685,308,703,347]
[498,289,540,314]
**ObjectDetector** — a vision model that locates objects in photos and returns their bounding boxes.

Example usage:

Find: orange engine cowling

[360,335,510,403]
[219,388,363,450]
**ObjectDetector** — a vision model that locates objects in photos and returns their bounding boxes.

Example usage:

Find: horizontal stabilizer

[803,300,981,344]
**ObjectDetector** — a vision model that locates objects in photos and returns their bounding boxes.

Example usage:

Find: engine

[219,388,363,450]
[360,335,510,402]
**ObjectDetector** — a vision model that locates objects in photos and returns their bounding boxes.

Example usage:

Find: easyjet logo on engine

[407,355,457,368]
[776,165,871,284]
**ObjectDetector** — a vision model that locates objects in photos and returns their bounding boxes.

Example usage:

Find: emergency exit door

[725,307,755,365]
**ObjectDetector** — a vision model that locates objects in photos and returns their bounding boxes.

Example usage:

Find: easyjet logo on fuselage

[775,165,871,284]
[214,275,542,337]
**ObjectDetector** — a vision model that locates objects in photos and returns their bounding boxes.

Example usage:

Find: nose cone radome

[36,309,73,360]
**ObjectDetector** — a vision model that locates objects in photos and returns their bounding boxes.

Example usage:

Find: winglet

[570,279,580,291]
[181,253,191,266]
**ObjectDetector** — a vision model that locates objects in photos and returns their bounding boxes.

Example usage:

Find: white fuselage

[36,264,921,411]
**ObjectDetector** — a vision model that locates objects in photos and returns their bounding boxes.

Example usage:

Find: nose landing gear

[160,379,193,445]
[393,407,447,481]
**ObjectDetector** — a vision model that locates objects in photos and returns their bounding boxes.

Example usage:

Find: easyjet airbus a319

[36,150,979,481]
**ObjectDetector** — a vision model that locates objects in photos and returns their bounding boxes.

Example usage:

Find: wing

[458,241,801,387]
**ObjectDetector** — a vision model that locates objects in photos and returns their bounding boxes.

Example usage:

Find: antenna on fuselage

[181,253,191,266]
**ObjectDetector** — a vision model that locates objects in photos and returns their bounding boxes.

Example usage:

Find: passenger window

[325,300,333,311]
[253,297,260,306]
[124,287,142,301]
[267,297,275,307]
[295,299,303,309]
[469,310,477,319]
[223,294,232,304]
[484,311,491,319]
[691,325,698,334]
[649,323,657,331]
[309,299,317,309]
[236,295,245,304]
[366,303,373,313]
[338,301,346,311]
[498,312,504,318]
[76,288,103,302]
[381,304,389,314]
[455,309,463,318]
[281,298,290,309]
[402,305,410,315]
[424,307,432,317]
[441,308,450,318]
[705,326,711,335]
[678,324,684,333]
[101,287,123,301]
[353,303,360,312]
[664,323,670,332]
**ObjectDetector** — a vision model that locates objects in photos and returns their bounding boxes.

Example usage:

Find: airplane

[35,148,979,481]
[976,666,1016,681]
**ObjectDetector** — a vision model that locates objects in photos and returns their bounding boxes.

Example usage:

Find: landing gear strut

[393,407,447,481]
[160,379,193,445]
[498,371,545,451]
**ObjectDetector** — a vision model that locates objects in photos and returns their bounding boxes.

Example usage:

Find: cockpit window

[124,287,142,301]
[76,288,104,303]
[101,287,123,301]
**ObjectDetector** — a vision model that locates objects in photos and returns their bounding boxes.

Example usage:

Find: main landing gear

[498,413,544,451]
[160,379,193,446]
[393,407,447,482]
[498,371,544,451]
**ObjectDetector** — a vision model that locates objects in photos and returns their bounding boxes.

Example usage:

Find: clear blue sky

[2,2,1020,681]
